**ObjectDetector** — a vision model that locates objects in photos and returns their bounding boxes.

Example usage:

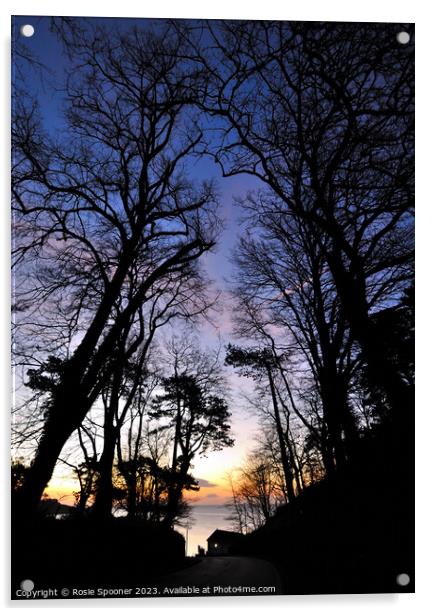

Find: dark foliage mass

[13,517,186,590]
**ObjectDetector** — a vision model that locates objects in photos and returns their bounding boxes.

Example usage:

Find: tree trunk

[321,391,345,472]
[15,377,87,517]
[286,436,303,495]
[92,367,123,520]
[91,428,118,519]
[76,475,93,514]
[163,459,190,527]
[153,475,161,522]
[164,369,183,526]
[321,434,336,477]
[126,477,137,517]
[318,356,357,473]
[266,364,295,501]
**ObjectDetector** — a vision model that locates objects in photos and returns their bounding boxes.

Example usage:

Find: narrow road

[155,556,282,595]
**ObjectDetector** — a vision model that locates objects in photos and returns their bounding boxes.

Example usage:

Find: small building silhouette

[206,529,243,556]
[37,498,76,518]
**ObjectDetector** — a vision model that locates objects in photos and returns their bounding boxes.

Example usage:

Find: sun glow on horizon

[44,419,253,510]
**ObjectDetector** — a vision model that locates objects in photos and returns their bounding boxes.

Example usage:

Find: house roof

[37,499,76,516]
[207,529,243,542]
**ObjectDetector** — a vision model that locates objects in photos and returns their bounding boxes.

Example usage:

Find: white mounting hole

[396,572,410,587]
[20,24,35,38]
[396,31,410,45]
[20,579,35,591]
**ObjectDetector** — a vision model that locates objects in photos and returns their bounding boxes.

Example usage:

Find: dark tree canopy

[151,374,234,458]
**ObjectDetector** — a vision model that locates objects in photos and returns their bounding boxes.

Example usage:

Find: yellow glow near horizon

[44,475,232,508]
[44,425,251,509]
[44,478,78,507]
[43,399,257,509]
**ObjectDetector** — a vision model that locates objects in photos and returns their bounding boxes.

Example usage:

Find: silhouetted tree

[226,445,285,533]
[63,423,99,513]
[12,20,220,515]
[226,344,298,500]
[150,338,234,526]
[230,206,361,473]
[115,366,165,519]
[152,373,233,526]
[192,20,414,419]
[355,285,414,427]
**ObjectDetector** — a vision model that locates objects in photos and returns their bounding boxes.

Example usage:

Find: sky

[12,15,265,508]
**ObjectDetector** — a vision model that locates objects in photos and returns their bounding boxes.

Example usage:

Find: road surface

[155,556,283,595]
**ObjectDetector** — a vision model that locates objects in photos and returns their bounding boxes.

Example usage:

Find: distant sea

[175,504,234,556]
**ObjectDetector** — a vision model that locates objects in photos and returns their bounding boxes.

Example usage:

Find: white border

[1,1,431,614]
